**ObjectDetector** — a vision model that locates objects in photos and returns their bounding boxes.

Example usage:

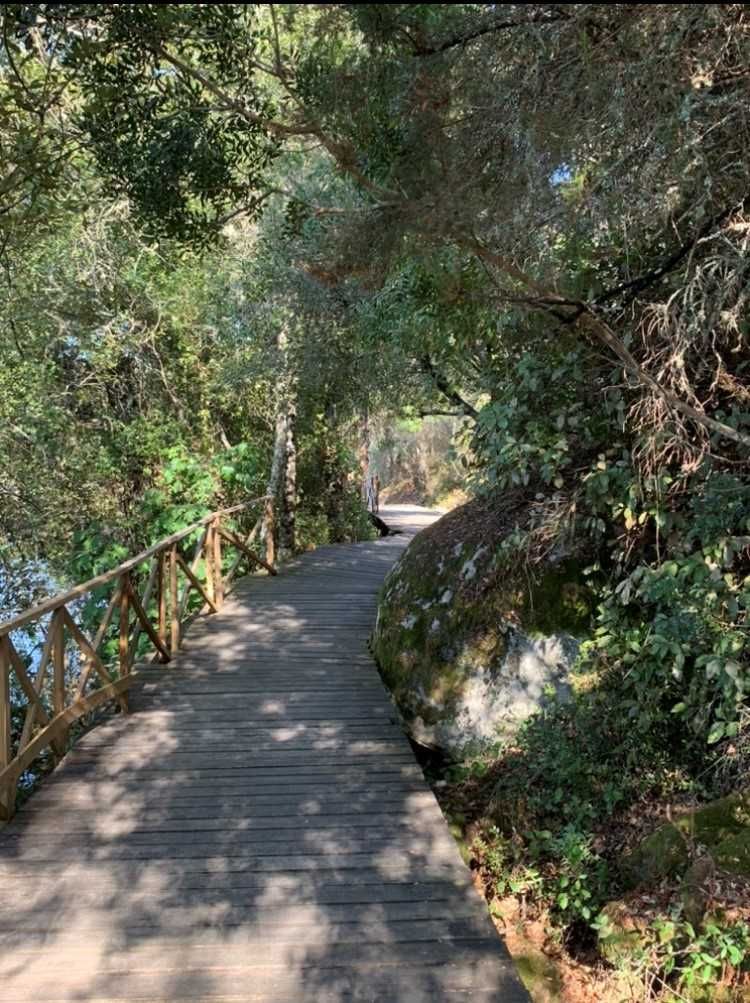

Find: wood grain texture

[0,506,529,1003]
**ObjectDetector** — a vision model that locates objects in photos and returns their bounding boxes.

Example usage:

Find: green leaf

[707,723,726,745]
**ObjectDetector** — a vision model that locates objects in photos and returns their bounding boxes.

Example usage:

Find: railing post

[158,551,167,655]
[170,545,180,652]
[264,497,276,569]
[52,609,69,749]
[204,525,216,610]
[119,575,131,713]
[0,636,14,822]
[213,516,224,610]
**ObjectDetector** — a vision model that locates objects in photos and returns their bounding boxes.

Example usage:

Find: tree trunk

[263,326,297,558]
[264,406,286,559]
[359,405,370,502]
[280,395,296,556]
[322,400,347,543]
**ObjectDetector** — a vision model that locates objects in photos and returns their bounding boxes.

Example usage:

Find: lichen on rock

[371,493,594,759]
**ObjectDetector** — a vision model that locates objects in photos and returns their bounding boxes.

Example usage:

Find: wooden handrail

[0,496,276,823]
[0,501,266,638]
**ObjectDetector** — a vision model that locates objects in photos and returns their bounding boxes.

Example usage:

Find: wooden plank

[0,877,468,911]
[203,524,215,612]
[0,933,504,971]
[118,577,131,714]
[13,807,450,837]
[0,637,12,821]
[0,918,494,957]
[264,495,276,567]
[169,546,180,652]
[0,849,461,880]
[50,607,69,754]
[20,793,435,820]
[157,551,167,654]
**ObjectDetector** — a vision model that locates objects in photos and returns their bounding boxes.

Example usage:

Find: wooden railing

[0,497,276,823]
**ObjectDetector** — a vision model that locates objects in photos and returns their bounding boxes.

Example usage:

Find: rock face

[372,494,593,759]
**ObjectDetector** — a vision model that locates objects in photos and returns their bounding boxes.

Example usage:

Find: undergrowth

[438,686,750,1000]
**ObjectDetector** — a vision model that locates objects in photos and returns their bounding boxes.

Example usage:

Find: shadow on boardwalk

[0,507,529,1002]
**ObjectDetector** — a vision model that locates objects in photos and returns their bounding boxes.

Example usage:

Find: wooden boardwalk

[0,507,529,1002]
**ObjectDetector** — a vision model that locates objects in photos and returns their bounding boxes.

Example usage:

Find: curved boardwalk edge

[0,505,530,1002]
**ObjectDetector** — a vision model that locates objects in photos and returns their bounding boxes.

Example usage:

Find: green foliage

[492,694,691,838]
[594,909,750,995]
[585,469,750,746]
[476,820,608,930]
[475,340,608,492]
[65,4,279,243]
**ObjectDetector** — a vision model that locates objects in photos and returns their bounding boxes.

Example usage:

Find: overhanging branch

[420,355,478,420]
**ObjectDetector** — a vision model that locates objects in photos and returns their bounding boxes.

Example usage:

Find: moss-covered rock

[620,823,690,889]
[372,494,594,758]
[620,792,750,890]
[680,857,716,927]
[714,831,750,878]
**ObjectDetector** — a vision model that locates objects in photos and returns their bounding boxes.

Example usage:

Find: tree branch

[415,11,571,57]
[420,355,478,419]
[154,45,308,139]
[460,238,750,450]
[595,195,749,306]
[154,45,400,205]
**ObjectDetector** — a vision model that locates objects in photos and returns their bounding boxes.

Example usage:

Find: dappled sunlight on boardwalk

[0,507,528,1002]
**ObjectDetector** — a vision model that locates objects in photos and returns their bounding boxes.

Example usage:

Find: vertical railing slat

[119,575,131,714]
[0,637,11,769]
[213,517,224,611]
[52,610,66,719]
[158,551,167,655]
[204,524,215,611]
[170,545,180,652]
[0,636,12,821]
[264,498,276,568]
[51,608,69,749]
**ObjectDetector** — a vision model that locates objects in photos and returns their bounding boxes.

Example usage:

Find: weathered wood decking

[0,507,529,1002]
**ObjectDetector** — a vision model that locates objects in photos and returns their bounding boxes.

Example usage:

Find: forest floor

[429,763,750,1003]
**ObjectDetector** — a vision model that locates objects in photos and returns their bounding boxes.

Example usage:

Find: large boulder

[372,494,593,759]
